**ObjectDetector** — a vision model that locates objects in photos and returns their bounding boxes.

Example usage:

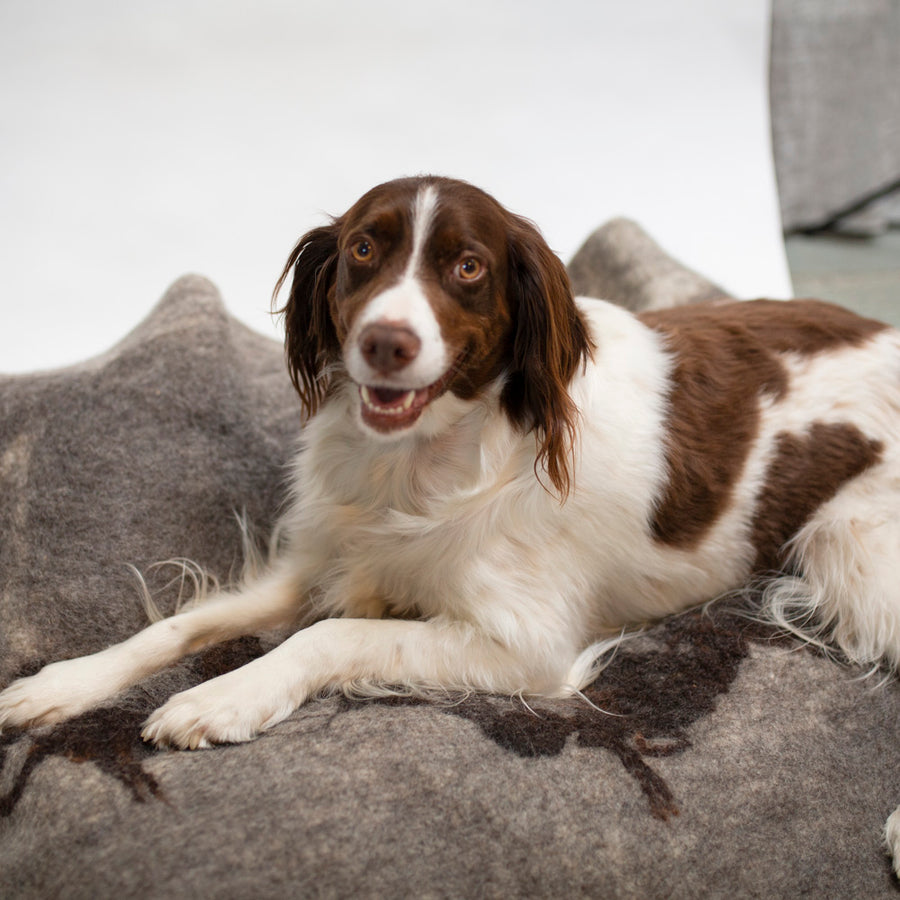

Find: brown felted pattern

[350,608,773,822]
[0,636,266,818]
[0,612,751,824]
[0,707,161,818]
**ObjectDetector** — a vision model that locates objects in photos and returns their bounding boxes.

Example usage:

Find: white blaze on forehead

[406,183,440,279]
[347,183,448,386]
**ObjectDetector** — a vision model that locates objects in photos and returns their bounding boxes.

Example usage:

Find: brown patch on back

[752,423,883,571]
[640,299,887,548]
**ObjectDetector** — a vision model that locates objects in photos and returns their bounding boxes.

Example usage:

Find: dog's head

[274,176,593,495]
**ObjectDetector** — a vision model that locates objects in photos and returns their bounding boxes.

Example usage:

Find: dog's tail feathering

[762,497,900,675]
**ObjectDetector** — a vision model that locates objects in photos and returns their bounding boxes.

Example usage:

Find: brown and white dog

[1,176,898,864]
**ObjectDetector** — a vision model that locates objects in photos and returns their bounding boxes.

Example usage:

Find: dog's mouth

[358,371,455,433]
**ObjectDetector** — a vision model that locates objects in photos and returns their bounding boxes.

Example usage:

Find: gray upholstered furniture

[770,0,900,233]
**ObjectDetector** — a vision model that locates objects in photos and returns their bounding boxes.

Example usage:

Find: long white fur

[0,185,898,870]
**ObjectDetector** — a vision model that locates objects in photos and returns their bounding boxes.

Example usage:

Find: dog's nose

[358,323,421,374]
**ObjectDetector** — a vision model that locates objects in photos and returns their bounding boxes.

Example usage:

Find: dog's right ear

[273,221,342,418]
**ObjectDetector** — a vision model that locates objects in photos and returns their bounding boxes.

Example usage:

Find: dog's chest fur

[293,383,563,622]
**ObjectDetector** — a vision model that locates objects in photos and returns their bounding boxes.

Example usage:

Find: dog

[1,175,898,866]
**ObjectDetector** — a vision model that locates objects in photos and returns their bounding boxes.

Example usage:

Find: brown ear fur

[272,222,342,418]
[500,215,594,498]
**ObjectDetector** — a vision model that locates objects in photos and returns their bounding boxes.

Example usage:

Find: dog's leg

[0,564,306,731]
[768,467,900,672]
[142,616,563,749]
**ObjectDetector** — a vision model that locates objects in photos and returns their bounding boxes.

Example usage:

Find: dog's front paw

[141,669,298,750]
[0,656,113,731]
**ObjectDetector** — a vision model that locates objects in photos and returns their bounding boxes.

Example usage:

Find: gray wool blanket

[1,221,898,898]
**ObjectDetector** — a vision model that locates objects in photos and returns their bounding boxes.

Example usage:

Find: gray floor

[785,230,900,326]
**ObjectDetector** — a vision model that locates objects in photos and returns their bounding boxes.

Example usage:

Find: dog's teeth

[361,387,417,414]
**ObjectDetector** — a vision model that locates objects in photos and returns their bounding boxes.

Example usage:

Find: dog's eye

[351,240,374,263]
[456,258,483,281]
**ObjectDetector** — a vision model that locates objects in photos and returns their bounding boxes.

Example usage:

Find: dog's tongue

[359,384,433,432]
[371,387,414,408]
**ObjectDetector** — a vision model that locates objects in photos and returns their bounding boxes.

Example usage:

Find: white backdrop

[0,0,791,374]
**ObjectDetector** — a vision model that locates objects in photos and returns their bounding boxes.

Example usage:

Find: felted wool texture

[2,623,898,898]
[0,275,301,682]
[2,240,900,898]
[567,218,730,312]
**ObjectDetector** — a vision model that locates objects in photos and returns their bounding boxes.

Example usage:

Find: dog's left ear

[501,214,594,499]
[273,222,342,418]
